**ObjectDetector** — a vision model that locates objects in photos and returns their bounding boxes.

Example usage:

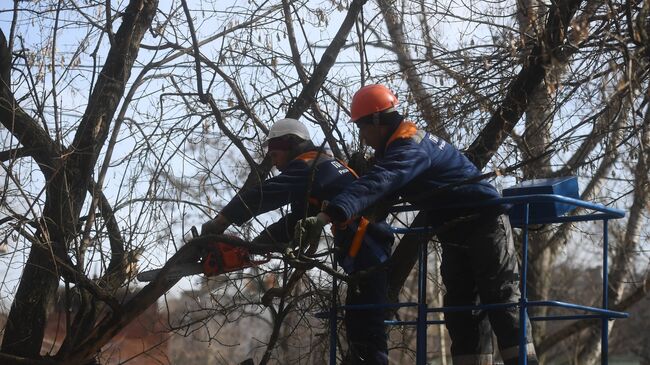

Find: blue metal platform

[326,193,628,365]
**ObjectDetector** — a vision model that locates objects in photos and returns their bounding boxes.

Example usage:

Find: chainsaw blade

[137,262,204,282]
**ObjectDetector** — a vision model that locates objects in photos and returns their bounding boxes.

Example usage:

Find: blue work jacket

[326,122,503,225]
[221,147,393,272]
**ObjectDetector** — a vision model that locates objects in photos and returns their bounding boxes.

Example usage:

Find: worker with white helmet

[263,117,311,143]
[202,118,394,364]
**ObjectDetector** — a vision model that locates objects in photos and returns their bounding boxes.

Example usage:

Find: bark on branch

[0,0,159,359]
[465,0,584,169]
[64,234,235,363]
[281,0,344,158]
[0,30,58,176]
[68,0,158,200]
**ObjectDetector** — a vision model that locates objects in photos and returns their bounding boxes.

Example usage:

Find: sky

[0,0,641,309]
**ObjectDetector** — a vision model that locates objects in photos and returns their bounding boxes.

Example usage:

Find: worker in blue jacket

[298,85,538,365]
[202,118,394,364]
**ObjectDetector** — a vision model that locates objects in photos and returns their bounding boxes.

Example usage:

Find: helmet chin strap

[372,112,380,125]
[374,106,397,124]
[376,112,405,156]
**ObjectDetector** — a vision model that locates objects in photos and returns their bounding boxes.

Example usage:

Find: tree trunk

[1,242,60,357]
[521,81,553,350]
[0,0,158,360]
[465,0,583,168]
[576,105,649,364]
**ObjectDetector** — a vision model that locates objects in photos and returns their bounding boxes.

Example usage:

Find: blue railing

[326,194,628,365]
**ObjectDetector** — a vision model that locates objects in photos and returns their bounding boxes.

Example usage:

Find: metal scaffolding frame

[326,194,628,365]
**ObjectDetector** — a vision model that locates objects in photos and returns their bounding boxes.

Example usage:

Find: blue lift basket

[324,177,628,365]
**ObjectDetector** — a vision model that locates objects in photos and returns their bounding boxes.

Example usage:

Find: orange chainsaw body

[201,242,254,276]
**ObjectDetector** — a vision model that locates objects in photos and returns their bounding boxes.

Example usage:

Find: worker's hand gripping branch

[201,215,230,236]
[294,213,330,254]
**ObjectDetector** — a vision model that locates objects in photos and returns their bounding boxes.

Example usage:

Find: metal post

[601,219,609,365]
[519,204,530,365]
[330,260,338,364]
[417,240,428,365]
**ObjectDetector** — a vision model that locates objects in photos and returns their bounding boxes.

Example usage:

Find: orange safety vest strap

[296,151,329,209]
[295,150,328,162]
[296,150,360,178]
[347,217,369,258]
[385,121,418,148]
[296,150,360,206]
[337,159,359,178]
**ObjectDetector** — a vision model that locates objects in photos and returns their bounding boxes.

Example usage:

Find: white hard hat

[263,118,310,146]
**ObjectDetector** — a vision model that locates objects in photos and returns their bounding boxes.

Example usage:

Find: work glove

[293,214,329,254]
[201,215,230,236]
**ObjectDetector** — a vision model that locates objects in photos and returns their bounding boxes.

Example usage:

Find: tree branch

[285,0,368,119]
[376,0,448,140]
[0,30,58,176]
[281,0,345,159]
[238,0,368,192]
[465,0,584,169]
[69,0,158,184]
[65,234,235,362]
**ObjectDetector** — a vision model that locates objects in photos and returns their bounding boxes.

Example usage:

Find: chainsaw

[137,227,270,282]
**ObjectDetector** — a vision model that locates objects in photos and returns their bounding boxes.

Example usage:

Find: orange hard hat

[350,84,398,122]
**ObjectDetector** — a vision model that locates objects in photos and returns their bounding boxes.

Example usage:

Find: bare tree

[1,0,158,362]
[1,0,648,364]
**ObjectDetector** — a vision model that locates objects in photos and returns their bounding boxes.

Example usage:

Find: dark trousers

[343,266,389,365]
[437,214,537,365]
